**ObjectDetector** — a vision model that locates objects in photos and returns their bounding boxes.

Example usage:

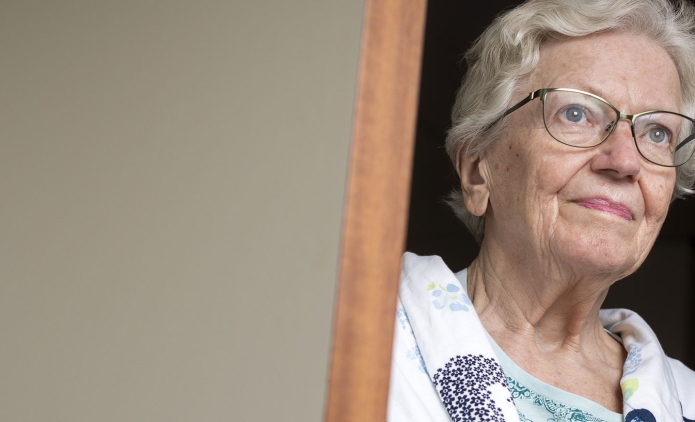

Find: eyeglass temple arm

[675,133,695,152]
[485,90,542,130]
[502,90,540,118]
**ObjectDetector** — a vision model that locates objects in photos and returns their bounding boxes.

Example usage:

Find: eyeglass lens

[542,90,695,167]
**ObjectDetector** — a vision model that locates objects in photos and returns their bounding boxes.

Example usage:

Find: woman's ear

[456,148,490,217]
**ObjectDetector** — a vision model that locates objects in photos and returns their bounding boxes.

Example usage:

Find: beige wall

[0,1,362,420]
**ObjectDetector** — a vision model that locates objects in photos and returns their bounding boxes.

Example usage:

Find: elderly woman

[388,0,695,421]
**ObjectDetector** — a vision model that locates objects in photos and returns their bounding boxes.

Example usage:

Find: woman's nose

[590,120,642,179]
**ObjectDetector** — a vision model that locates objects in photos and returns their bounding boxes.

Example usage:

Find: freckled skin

[488,33,677,279]
[459,32,679,412]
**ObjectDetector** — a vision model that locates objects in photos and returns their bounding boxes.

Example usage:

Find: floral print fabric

[387,253,695,422]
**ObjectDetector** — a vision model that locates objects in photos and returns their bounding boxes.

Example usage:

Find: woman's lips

[575,197,634,221]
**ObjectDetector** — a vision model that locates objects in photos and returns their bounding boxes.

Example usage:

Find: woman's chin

[540,208,656,278]
[550,231,644,280]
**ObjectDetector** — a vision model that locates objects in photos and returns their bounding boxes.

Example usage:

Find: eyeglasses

[498,88,695,167]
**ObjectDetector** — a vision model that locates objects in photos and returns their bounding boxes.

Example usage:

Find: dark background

[406,0,695,366]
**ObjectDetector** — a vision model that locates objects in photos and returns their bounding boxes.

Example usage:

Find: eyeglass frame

[494,87,695,168]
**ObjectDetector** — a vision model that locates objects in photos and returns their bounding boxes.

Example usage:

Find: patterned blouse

[454,270,622,422]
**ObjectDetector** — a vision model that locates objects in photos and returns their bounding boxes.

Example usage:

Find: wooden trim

[325,0,428,421]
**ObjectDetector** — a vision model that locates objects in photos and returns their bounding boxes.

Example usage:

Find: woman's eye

[646,126,670,144]
[562,106,585,123]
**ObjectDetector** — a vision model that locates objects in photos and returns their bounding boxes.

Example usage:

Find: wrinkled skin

[458,31,679,412]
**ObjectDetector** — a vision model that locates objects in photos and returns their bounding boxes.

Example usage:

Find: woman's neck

[467,240,627,411]
[468,256,606,347]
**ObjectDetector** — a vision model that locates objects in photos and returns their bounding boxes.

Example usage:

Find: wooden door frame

[324,0,428,420]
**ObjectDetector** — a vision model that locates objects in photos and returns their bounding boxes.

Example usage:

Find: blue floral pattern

[395,307,426,374]
[623,344,642,376]
[428,282,472,311]
[517,411,533,422]
[396,307,413,334]
[507,377,608,422]
[406,346,428,375]
[625,409,656,422]
[433,354,510,422]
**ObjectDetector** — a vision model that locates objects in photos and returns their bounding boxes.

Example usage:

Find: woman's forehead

[526,32,682,111]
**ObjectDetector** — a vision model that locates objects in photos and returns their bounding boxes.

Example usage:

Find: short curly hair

[445,0,695,243]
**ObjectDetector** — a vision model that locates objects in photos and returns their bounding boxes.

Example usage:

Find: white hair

[445,0,695,243]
